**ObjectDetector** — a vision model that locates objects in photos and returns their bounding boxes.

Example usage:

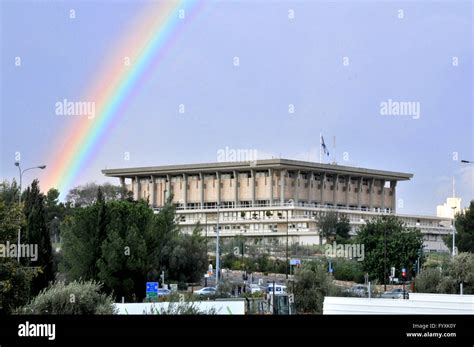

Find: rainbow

[43,0,202,195]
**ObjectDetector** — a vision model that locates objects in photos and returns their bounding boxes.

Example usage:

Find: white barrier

[114,301,245,315]
[323,294,474,315]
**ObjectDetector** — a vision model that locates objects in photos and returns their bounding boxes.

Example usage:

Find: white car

[194,287,217,296]
[249,284,262,294]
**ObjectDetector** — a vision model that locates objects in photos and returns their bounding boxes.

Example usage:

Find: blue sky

[1,0,472,216]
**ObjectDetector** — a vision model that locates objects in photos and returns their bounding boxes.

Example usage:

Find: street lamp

[286,209,289,279]
[14,162,47,262]
[451,206,457,257]
[460,160,472,164]
[215,202,220,284]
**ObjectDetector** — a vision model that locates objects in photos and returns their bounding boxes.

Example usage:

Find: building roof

[102,159,413,181]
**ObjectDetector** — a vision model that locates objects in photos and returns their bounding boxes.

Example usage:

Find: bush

[332,258,365,283]
[15,280,116,314]
[414,268,442,293]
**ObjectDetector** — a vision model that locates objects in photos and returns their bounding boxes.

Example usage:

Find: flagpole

[320,133,322,164]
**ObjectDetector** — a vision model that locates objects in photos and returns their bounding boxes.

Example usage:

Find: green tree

[0,180,20,206]
[61,197,207,301]
[291,261,336,314]
[317,211,351,245]
[66,182,123,207]
[23,180,54,294]
[444,200,474,253]
[96,200,151,301]
[0,198,39,314]
[356,215,424,282]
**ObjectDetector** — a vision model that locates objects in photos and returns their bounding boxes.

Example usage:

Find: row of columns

[125,171,396,210]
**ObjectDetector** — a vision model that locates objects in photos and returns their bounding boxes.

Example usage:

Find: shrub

[332,258,365,283]
[414,268,442,293]
[15,280,116,314]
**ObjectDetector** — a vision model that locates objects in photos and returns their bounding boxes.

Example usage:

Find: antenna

[452,177,455,198]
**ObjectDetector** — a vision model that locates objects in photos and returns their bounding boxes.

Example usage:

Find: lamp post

[215,202,220,284]
[286,209,289,279]
[14,162,46,262]
[384,228,387,292]
[451,206,457,257]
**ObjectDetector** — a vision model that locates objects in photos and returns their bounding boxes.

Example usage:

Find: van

[267,283,287,295]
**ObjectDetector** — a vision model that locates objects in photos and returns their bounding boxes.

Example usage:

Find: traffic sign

[146,282,158,298]
[290,259,301,265]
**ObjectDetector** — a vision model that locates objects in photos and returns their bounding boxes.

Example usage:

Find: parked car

[194,287,217,297]
[267,284,287,295]
[157,288,171,297]
[249,284,262,294]
[381,288,409,299]
[349,285,368,297]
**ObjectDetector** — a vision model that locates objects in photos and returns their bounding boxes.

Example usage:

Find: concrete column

[182,174,187,209]
[199,172,204,208]
[134,176,139,200]
[381,179,386,212]
[149,176,155,207]
[345,175,351,207]
[294,170,300,205]
[280,169,286,205]
[333,174,338,205]
[357,177,362,208]
[216,172,221,205]
[119,177,126,199]
[320,172,325,205]
[165,174,171,202]
[233,170,238,207]
[250,169,255,206]
[310,172,315,203]
[369,178,374,210]
[390,180,397,213]
[268,169,273,205]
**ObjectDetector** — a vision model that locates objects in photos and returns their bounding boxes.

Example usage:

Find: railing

[156,201,393,214]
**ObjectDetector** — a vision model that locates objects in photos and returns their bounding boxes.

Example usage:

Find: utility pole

[286,210,289,279]
[215,203,220,284]
[384,228,387,292]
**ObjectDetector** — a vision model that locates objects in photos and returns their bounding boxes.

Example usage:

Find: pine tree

[23,180,54,294]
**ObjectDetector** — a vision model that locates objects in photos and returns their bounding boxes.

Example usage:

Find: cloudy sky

[1,0,472,215]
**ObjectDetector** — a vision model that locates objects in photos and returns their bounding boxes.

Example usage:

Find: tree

[291,261,336,314]
[0,198,39,314]
[414,268,443,293]
[96,200,151,301]
[317,211,351,244]
[0,180,20,206]
[416,253,474,294]
[444,200,474,253]
[66,182,123,207]
[61,198,207,301]
[356,215,424,282]
[23,180,55,294]
[15,280,116,314]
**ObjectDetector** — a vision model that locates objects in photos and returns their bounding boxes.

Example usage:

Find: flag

[321,136,330,156]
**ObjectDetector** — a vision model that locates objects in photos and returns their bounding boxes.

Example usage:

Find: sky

[0,0,472,216]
